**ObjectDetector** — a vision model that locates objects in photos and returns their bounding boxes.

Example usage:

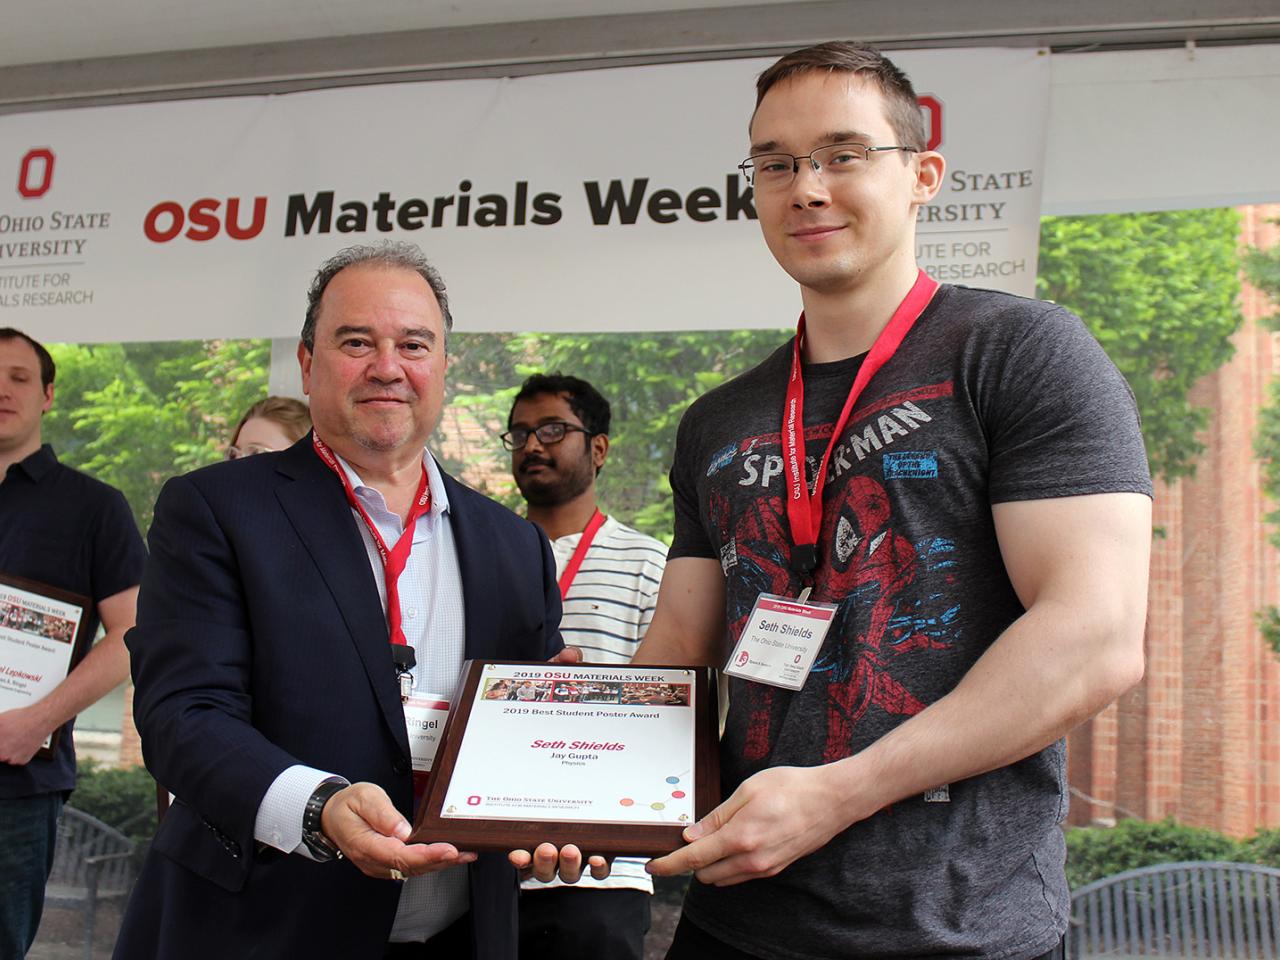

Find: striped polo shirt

[523,514,668,893]
[553,515,667,664]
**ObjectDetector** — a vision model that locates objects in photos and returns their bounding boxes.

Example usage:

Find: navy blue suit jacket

[115,436,562,960]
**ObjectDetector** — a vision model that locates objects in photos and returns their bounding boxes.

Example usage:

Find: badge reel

[391,644,416,701]
[391,645,451,773]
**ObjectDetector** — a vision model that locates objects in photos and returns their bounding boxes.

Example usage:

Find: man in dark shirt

[636,43,1151,959]
[0,327,145,957]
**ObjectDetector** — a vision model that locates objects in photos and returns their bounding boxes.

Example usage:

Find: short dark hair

[753,41,927,152]
[508,373,611,437]
[301,241,453,352]
[0,328,55,388]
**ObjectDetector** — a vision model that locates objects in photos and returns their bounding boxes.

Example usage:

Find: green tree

[1244,223,1280,653]
[1037,209,1244,483]
[444,329,785,541]
[43,340,270,532]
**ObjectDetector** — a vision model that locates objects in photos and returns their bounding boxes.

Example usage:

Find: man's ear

[297,341,313,396]
[41,383,54,415]
[592,433,610,472]
[912,150,945,206]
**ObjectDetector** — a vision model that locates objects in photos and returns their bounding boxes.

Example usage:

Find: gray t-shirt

[670,284,1152,960]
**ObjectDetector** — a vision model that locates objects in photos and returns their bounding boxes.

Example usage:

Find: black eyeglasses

[500,421,592,451]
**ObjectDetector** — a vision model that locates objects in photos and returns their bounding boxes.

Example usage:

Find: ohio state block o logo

[917,96,943,151]
[18,148,55,198]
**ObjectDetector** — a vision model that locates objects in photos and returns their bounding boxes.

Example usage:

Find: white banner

[1044,45,1280,216]
[0,49,1048,342]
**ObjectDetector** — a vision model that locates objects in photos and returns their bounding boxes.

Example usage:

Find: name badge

[723,593,836,691]
[403,696,451,772]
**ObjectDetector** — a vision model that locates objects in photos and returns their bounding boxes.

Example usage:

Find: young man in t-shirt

[0,328,145,958]
[635,43,1153,960]
[504,373,668,960]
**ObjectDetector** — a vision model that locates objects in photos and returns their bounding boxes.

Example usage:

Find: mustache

[517,455,555,472]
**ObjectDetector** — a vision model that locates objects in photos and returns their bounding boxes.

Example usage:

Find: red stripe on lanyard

[312,434,432,647]
[782,269,939,576]
[558,508,606,600]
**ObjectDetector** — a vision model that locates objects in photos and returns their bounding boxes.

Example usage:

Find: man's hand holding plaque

[508,842,611,884]
[319,782,477,880]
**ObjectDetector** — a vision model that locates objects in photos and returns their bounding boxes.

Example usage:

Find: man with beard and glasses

[503,373,667,960]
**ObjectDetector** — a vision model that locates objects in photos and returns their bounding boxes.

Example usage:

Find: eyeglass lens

[505,422,577,450]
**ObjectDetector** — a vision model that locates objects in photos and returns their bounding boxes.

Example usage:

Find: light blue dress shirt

[252,448,468,943]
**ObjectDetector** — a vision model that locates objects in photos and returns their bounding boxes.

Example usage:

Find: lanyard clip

[390,644,417,673]
[391,645,416,701]
[789,544,817,575]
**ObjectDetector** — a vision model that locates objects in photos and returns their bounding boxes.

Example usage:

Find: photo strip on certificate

[0,574,92,758]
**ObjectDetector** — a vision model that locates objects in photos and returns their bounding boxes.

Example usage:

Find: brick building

[1069,203,1280,836]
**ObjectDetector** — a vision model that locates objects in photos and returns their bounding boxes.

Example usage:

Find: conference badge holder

[722,592,836,691]
[404,696,451,772]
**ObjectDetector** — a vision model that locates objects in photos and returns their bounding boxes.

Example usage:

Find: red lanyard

[783,269,938,575]
[558,509,606,600]
[312,434,432,647]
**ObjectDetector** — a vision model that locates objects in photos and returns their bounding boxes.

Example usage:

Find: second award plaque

[0,574,94,760]
[413,660,719,857]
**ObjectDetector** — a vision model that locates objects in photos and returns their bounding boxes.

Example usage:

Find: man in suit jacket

[116,242,572,960]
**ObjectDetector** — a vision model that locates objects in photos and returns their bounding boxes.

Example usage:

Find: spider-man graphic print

[668,286,1154,959]
[706,380,961,766]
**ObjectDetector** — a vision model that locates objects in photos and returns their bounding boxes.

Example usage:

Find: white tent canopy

[6,0,1278,216]
[5,1,1276,217]
[4,0,1279,112]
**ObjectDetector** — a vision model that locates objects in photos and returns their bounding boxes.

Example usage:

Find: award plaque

[413,660,720,856]
[0,573,94,760]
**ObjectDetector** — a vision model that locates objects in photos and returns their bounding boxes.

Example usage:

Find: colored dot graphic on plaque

[666,776,680,784]
[672,790,686,799]
[619,798,634,807]
[651,802,666,811]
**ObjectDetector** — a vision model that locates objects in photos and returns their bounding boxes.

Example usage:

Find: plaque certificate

[414,660,719,856]
[0,573,93,760]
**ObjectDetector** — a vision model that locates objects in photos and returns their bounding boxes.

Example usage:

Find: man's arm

[337,510,562,878]
[0,586,138,766]
[649,491,1150,885]
[632,557,727,666]
[130,474,475,882]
